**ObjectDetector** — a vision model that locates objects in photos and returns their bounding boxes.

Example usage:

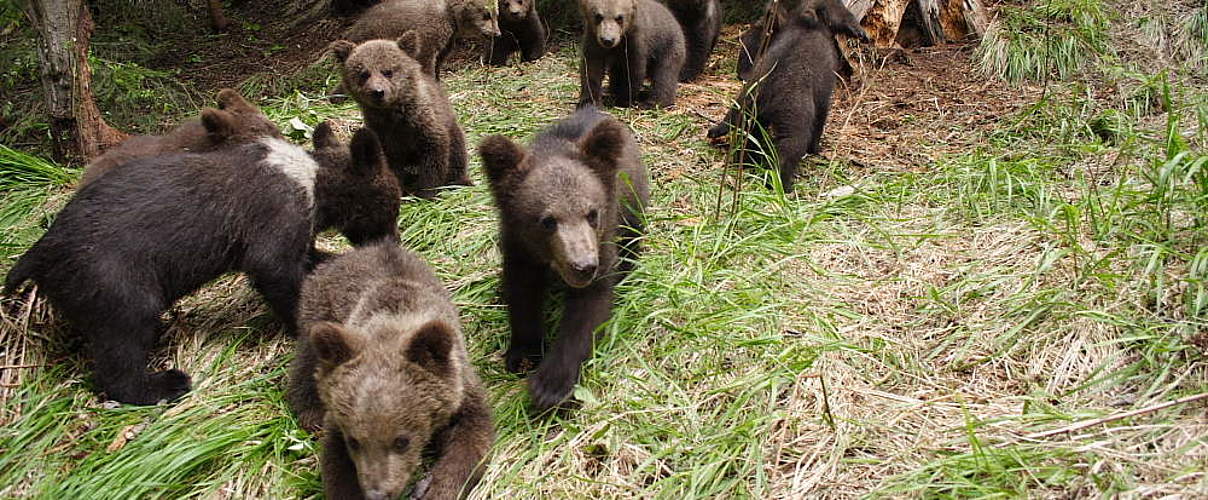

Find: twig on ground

[1024,392,1208,440]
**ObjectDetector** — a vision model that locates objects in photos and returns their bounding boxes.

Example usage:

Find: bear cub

[578,0,686,109]
[3,130,401,405]
[708,0,869,193]
[287,241,494,500]
[663,0,722,82]
[346,0,499,78]
[331,34,473,199]
[487,0,547,66]
[79,89,281,187]
[736,0,869,81]
[478,106,650,411]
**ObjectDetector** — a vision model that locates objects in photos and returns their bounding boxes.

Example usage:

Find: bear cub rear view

[3,129,401,405]
[287,241,494,500]
[479,106,650,411]
[331,34,473,198]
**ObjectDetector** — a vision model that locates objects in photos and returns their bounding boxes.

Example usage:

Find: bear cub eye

[381,69,394,78]
[482,12,491,20]
[594,13,604,23]
[359,70,370,83]
[615,15,623,22]
[541,215,557,230]
[393,436,410,453]
[587,209,599,227]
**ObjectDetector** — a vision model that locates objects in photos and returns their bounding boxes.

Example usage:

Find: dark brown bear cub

[331,35,473,199]
[478,106,650,411]
[79,89,281,187]
[578,0,686,109]
[708,0,868,193]
[287,241,494,500]
[736,0,869,81]
[662,0,722,82]
[3,131,401,405]
[487,0,546,66]
[345,0,500,78]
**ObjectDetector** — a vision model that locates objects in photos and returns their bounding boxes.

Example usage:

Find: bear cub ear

[329,40,357,62]
[477,135,529,184]
[579,117,627,177]
[216,88,255,113]
[312,121,340,150]
[397,31,422,58]
[200,108,238,141]
[310,322,361,366]
[348,128,385,177]
[405,320,455,376]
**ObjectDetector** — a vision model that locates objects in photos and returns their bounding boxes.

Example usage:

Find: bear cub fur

[578,0,686,109]
[736,0,869,81]
[287,241,494,500]
[487,0,547,66]
[662,0,722,82]
[346,0,499,78]
[79,89,281,187]
[708,0,868,193]
[478,106,650,411]
[331,34,473,198]
[3,131,401,405]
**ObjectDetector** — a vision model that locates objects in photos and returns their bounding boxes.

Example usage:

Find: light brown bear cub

[346,0,500,79]
[578,0,685,109]
[330,34,473,199]
[288,241,494,500]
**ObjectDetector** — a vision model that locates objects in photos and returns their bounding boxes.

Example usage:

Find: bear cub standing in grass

[487,0,546,66]
[662,0,722,82]
[346,0,499,78]
[287,241,494,500]
[578,0,686,109]
[479,106,650,411]
[79,89,281,187]
[708,0,868,193]
[3,129,401,405]
[331,34,473,199]
[736,0,869,81]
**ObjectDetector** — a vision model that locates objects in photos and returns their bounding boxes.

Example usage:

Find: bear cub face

[330,35,426,110]
[500,0,532,21]
[312,319,462,498]
[480,119,630,288]
[580,0,636,48]
[453,0,500,39]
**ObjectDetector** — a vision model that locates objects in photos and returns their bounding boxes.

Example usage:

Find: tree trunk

[27,0,126,164]
[845,0,988,48]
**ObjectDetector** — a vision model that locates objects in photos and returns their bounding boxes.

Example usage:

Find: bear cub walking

[708,0,868,193]
[331,34,473,198]
[487,0,547,66]
[479,106,650,411]
[578,0,685,109]
[3,130,401,405]
[346,0,499,78]
[287,241,494,500]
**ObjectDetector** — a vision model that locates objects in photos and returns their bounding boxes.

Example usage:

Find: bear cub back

[287,241,494,500]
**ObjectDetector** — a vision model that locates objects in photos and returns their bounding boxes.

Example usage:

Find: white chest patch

[260,138,318,206]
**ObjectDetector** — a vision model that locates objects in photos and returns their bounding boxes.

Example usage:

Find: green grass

[2,6,1208,499]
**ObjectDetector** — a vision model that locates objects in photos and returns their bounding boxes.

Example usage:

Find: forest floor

[1,2,1206,498]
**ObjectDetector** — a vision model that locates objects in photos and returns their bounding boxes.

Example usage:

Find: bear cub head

[329,34,427,110]
[310,318,464,499]
[201,89,284,144]
[309,122,402,245]
[579,0,637,49]
[452,0,501,39]
[479,116,631,288]
[499,0,532,22]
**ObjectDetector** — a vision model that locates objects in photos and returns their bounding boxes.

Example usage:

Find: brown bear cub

[286,241,494,500]
[310,122,402,246]
[487,0,546,66]
[330,34,473,199]
[578,0,686,109]
[345,0,500,78]
[736,0,869,81]
[708,0,868,193]
[478,106,650,411]
[662,0,722,82]
[79,89,281,187]
[3,131,401,405]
